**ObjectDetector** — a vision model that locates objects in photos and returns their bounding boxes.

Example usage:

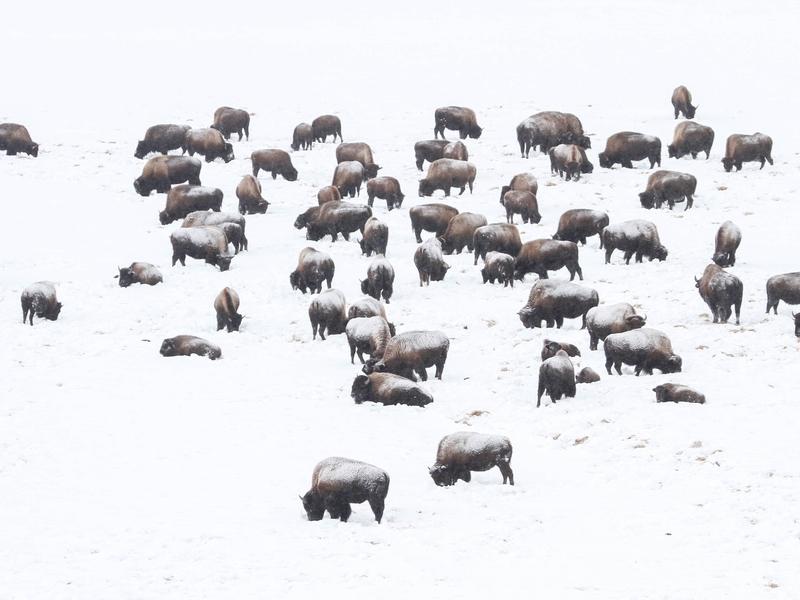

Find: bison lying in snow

[765,272,800,314]
[214,287,242,332]
[117,262,162,287]
[429,432,513,486]
[410,203,459,243]
[351,373,432,407]
[514,239,583,281]
[537,350,576,407]
[361,258,394,303]
[518,280,598,329]
[576,367,601,384]
[654,383,705,404]
[364,330,449,381]
[134,156,201,196]
[671,85,697,119]
[722,133,773,172]
[695,264,743,325]
[604,328,682,376]
[585,303,646,350]
[290,247,335,294]
[211,106,250,140]
[300,457,389,523]
[433,106,483,140]
[602,220,668,264]
[21,282,62,325]
[236,175,269,214]
[668,121,714,159]
[598,132,661,169]
[308,289,348,340]
[135,124,190,158]
[712,221,742,267]
[418,158,476,197]
[473,223,522,265]
[638,170,697,210]
[160,335,221,360]
[251,149,298,181]
[553,209,608,247]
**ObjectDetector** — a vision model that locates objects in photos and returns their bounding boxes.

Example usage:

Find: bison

[0,123,38,157]
[414,238,450,286]
[169,226,233,271]
[598,132,661,169]
[360,217,388,256]
[514,239,583,281]
[414,139,449,171]
[251,149,298,181]
[160,335,221,360]
[116,262,162,287]
[366,177,404,210]
[291,123,313,151]
[351,373,432,407]
[183,128,234,163]
[516,111,589,157]
[300,457,388,523]
[667,121,714,159]
[604,328,682,376]
[418,158,476,197]
[290,247,335,294]
[576,367,601,384]
[638,170,697,210]
[518,280,598,329]
[501,190,540,224]
[537,350,576,407]
[345,316,394,364]
[654,383,705,404]
[500,172,538,202]
[473,223,522,265]
[481,251,515,288]
[305,201,372,242]
[134,156,202,196]
[317,185,342,205]
[553,209,608,247]
[439,212,487,254]
[549,144,593,180]
[433,106,482,140]
[765,272,800,314]
[671,85,697,119]
[21,282,61,325]
[211,107,250,140]
[363,330,449,381]
[336,142,381,178]
[722,133,773,172]
[311,115,342,143]
[410,203,459,243]
[361,258,395,303]
[429,432,513,486]
[332,161,366,198]
[236,175,269,214]
[348,297,395,336]
[443,140,469,161]
[135,124,190,159]
[602,220,668,264]
[308,289,348,340]
[159,185,223,225]
[712,221,742,267]
[585,303,646,351]
[541,339,580,361]
[214,287,242,332]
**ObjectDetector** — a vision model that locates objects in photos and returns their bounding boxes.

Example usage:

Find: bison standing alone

[671,85,697,119]
[604,328,682,376]
[695,264,743,325]
[429,432,513,486]
[712,221,742,267]
[21,282,62,325]
[433,106,482,140]
[0,123,38,157]
[722,133,773,172]
[300,457,389,523]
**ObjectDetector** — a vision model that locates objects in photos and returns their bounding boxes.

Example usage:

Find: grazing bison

[361,258,395,303]
[500,173,538,203]
[336,142,381,178]
[366,176,404,210]
[429,432,513,486]
[598,132,661,169]
[671,85,697,119]
[537,350,576,407]
[514,239,583,281]
[170,226,233,271]
[668,121,714,159]
[317,185,342,205]
[134,156,201,196]
[332,161,366,198]
[443,140,469,161]
[696,264,744,325]
[312,115,342,143]
[291,123,313,150]
[159,185,223,225]
[160,335,221,360]
[409,203,459,243]
[765,273,800,314]
[21,282,61,325]
[211,107,250,140]
[549,144,593,180]
[433,106,482,140]
[585,303,646,350]
[135,124,190,159]
[345,316,393,364]
[501,190,540,224]
[603,220,668,264]
[654,383,705,404]
[294,206,321,231]
[251,149,298,181]
[712,221,742,267]
[576,367,600,384]
[183,128,234,163]
[481,251,515,287]
[351,373,432,407]
[308,289,348,340]
[305,201,372,242]
[214,287,242,332]
[117,262,162,287]
[236,175,269,214]
[439,212,487,254]
[0,123,39,157]
[418,158,476,197]
[363,330,449,381]
[541,339,580,360]
[414,238,450,286]
[218,223,245,254]
[553,209,609,247]
[300,457,388,523]
[360,217,388,256]
[516,111,589,157]
[722,133,773,172]
[473,223,522,265]
[290,247,335,294]
[414,140,449,171]
[604,328,682,375]
[518,280,598,329]
[795,313,800,337]
[638,170,697,210]
[348,297,395,336]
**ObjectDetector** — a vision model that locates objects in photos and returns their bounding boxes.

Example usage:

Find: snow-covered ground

[2,1,800,598]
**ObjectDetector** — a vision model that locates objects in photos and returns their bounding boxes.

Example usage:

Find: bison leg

[686,195,693,210]
[217,314,225,331]
[498,462,514,485]
[368,497,385,523]
[434,355,446,379]
[589,333,598,351]
[766,153,773,166]
[605,356,614,375]
[311,320,319,340]
[614,360,623,375]
[416,367,428,381]
[604,247,613,264]
[348,340,356,364]
[674,107,679,119]
[555,316,564,328]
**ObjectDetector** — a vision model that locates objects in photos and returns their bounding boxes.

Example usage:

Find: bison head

[625,314,646,330]
[711,252,729,267]
[721,157,734,172]
[469,125,483,139]
[134,141,148,159]
[418,179,435,197]
[300,491,325,521]
[364,163,381,179]
[117,267,135,288]
[662,355,683,374]
[362,358,385,375]
[253,199,269,214]
[392,192,405,209]
[223,143,235,163]
[25,142,39,158]
[438,236,454,255]
[359,279,372,297]
[283,167,299,182]
[133,177,151,196]
[667,143,678,159]
[541,340,562,360]
[639,191,655,209]
[518,306,539,329]
[686,104,697,119]
[158,210,173,225]
[289,270,306,293]
[580,160,594,174]
[652,245,668,262]
[215,254,233,272]
[45,301,63,321]
[577,135,591,149]
[159,338,177,357]
[598,152,612,168]
[350,374,371,404]
[428,464,456,486]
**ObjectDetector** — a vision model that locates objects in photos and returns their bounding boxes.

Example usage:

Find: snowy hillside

[2,1,799,598]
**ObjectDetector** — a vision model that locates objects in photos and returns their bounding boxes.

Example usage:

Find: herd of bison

[6,86,798,524]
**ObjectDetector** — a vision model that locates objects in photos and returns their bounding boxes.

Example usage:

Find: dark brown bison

[516,111,589,157]
[366,177,404,210]
[345,317,394,364]
[414,238,450,286]
[500,173,538,202]
[300,457,389,523]
[183,128,234,163]
[598,132,661,169]
[291,123,313,151]
[133,156,201,196]
[308,289,348,340]
[722,133,773,172]
[549,144,593,180]
[135,124,190,159]
[351,373,432,407]
[312,115,342,143]
[553,209,609,247]
[211,106,250,140]
[667,121,714,159]
[236,175,269,214]
[537,350,576,407]
[336,142,381,178]
[576,367,600,384]
[183,211,248,252]
[409,203,459,243]
[638,170,697,210]
[501,190,540,224]
[604,328,682,376]
[363,330,449,381]
[795,314,800,337]
[159,185,223,225]
[439,212,487,254]
[481,251,515,287]
[117,262,163,287]
[214,287,242,332]
[169,226,233,271]
[434,106,482,140]
[473,223,522,265]
[21,282,61,325]
[712,221,742,267]
[359,217,388,256]
[765,273,800,314]
[332,161,366,198]
[305,201,373,242]
[251,149,298,181]
[585,303,646,350]
[654,383,705,404]
[443,140,469,161]
[414,139,449,171]
[0,123,38,157]
[160,335,221,360]
[541,339,581,360]
[290,247,335,294]
[317,185,342,205]
[361,257,395,303]
[671,86,697,119]
[429,432,513,486]
[695,264,743,325]
[514,239,583,281]
[603,220,668,264]
[518,280,598,329]
[418,158,476,197]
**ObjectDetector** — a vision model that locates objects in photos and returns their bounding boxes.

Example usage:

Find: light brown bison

[541,339,581,360]
[514,239,583,281]
[332,161,365,197]
[765,272,800,314]
[516,111,590,157]
[317,185,342,205]
[500,173,538,203]
[290,247,335,294]
[722,133,773,172]
[668,121,714,159]
[654,383,705,404]
[345,316,393,364]
[473,223,522,265]
[414,139,449,171]
[300,457,389,523]
[214,287,242,332]
[553,209,609,247]
[21,282,61,325]
[434,106,482,140]
[598,132,661,169]
[409,203,459,243]
[443,140,469,161]
[418,158,476,197]
[135,124,190,159]
[439,212,487,254]
[501,190,540,224]
[366,176,404,210]
[336,142,381,178]
[312,115,342,143]
[291,123,313,151]
[182,211,248,252]
[638,170,697,210]
[0,123,38,157]
[549,144,593,180]
[429,432,513,486]
[159,185,222,225]
[133,156,202,196]
[211,106,250,140]
[712,221,742,267]
[236,175,269,214]
[117,262,163,287]
[671,86,697,119]
[183,128,234,163]
[160,335,221,360]
[604,329,682,376]
[251,149,298,181]
[603,220,668,264]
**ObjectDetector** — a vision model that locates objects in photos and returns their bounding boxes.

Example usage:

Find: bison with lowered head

[429,432,513,486]
[352,373,432,407]
[214,287,242,332]
[439,212,487,254]
[291,123,313,150]
[638,170,697,210]
[300,457,389,523]
[537,350,576,407]
[0,123,39,157]
[434,106,482,140]
[290,247,334,294]
[304,201,372,243]
[348,297,395,335]
[332,161,366,198]
[359,216,388,256]
[514,239,583,281]
[500,172,538,202]
[414,238,450,286]
[117,262,162,287]
[712,221,742,267]
[251,149,298,181]
[765,272,800,314]
[336,142,381,178]
[361,257,395,303]
[549,144,593,180]
[668,121,714,159]
[585,303,646,350]
[419,158,476,197]
[518,279,598,329]
[481,251,515,288]
[409,203,459,243]
[603,220,667,264]
[236,175,269,214]
[345,316,394,364]
[598,132,661,169]
[134,156,201,196]
[501,190,540,224]
[541,339,580,360]
[604,328,681,376]
[516,111,589,157]
[211,106,250,140]
[183,128,234,163]
[671,85,697,119]
[135,124,190,159]
[696,264,743,325]
[366,177,404,210]
[722,133,773,172]
[159,185,223,225]
[170,226,233,271]
[363,330,449,381]
[312,115,342,143]
[308,289,348,340]
[21,282,61,325]
[473,223,522,265]
[414,139,449,171]
[553,209,608,247]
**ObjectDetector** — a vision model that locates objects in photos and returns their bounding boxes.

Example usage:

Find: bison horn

[694,276,700,283]
[298,495,304,501]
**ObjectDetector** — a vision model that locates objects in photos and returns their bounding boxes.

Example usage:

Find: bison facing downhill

[251,149,298,181]
[159,185,223,225]
[214,287,242,332]
[170,226,233,271]
[481,251,515,288]
[722,133,773,172]
[236,175,269,214]
[598,132,661,169]
[290,247,335,294]
[429,432,513,486]
[433,106,483,140]
[135,124,190,159]
[366,177,404,210]
[501,190,540,224]
[21,282,61,325]
[332,161,366,198]
[409,203,459,243]
[336,142,381,178]
[160,335,221,360]
[183,128,234,163]
[473,223,522,265]
[351,373,432,407]
[134,156,202,196]
[414,139,449,171]
[585,303,646,350]
[671,85,697,119]
[414,238,450,286]
[305,201,372,242]
[291,123,313,150]
[712,221,742,267]
[654,383,705,404]
[300,457,389,523]
[766,273,800,314]
[603,220,668,264]
[604,328,682,376]
[308,289,348,340]
[553,209,609,247]
[312,115,342,143]
[117,262,163,287]
[361,258,395,303]
[516,111,589,157]
[418,158,477,197]
[537,350,576,407]
[345,317,394,364]
[638,170,697,210]
[549,144,593,180]
[518,280,599,329]
[439,212,487,254]
[695,264,743,325]
[500,173,538,203]
[667,121,714,159]
[363,330,449,381]
[211,106,250,140]
[359,217,388,256]
[514,239,583,281]
[0,123,39,157]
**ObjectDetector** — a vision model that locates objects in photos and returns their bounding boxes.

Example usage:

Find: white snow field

[2,1,800,598]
